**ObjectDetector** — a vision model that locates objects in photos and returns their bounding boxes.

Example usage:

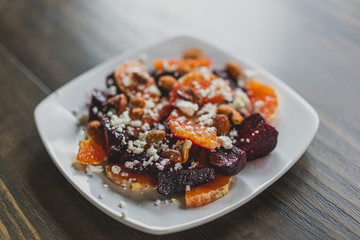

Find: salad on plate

[76,47,279,208]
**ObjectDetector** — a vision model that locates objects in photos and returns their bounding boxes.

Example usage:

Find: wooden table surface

[1,0,359,239]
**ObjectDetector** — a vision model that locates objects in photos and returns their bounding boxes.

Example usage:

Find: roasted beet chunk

[88,89,108,121]
[157,168,215,195]
[105,72,121,96]
[234,114,278,160]
[100,116,129,163]
[120,151,174,174]
[208,146,246,176]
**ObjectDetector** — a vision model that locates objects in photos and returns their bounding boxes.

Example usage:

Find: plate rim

[34,33,319,235]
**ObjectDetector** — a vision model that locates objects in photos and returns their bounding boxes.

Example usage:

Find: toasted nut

[183,48,205,59]
[217,104,243,125]
[231,111,243,125]
[129,96,146,108]
[87,120,102,133]
[129,108,144,120]
[177,86,202,105]
[132,72,148,84]
[214,114,230,136]
[117,94,128,115]
[159,75,178,92]
[146,130,166,143]
[160,150,182,163]
[180,139,192,163]
[103,94,127,115]
[226,61,243,78]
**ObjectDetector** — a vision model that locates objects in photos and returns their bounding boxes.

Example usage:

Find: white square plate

[34,35,319,235]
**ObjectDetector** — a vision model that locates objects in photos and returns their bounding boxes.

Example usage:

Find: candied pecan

[177,86,202,105]
[180,139,192,163]
[226,61,243,78]
[183,48,205,59]
[160,150,182,163]
[103,93,127,115]
[214,114,230,136]
[129,96,146,108]
[159,75,177,92]
[146,130,166,143]
[129,108,144,120]
[132,72,148,84]
[217,104,243,125]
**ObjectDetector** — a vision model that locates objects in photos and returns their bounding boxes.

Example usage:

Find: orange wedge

[168,110,219,150]
[245,80,278,121]
[76,137,107,165]
[105,164,157,190]
[185,174,235,208]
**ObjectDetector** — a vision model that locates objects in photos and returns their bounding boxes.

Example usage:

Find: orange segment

[153,59,211,73]
[179,70,231,104]
[76,137,107,165]
[246,80,278,121]
[105,164,157,190]
[168,110,219,150]
[185,174,235,208]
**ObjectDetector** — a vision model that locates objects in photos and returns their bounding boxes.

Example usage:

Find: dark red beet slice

[88,89,108,121]
[208,146,246,176]
[157,168,215,195]
[121,151,174,174]
[100,116,129,163]
[234,113,278,161]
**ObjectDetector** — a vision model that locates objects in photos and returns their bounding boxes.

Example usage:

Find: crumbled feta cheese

[196,103,217,126]
[120,172,129,177]
[230,88,250,115]
[174,162,183,170]
[246,138,250,143]
[86,165,104,176]
[108,85,117,95]
[175,100,199,116]
[141,123,150,132]
[111,165,121,174]
[103,184,108,188]
[110,111,131,132]
[229,129,238,139]
[119,201,126,208]
[217,136,233,149]
[252,100,264,113]
[171,198,177,203]
[154,199,161,206]
[98,194,103,199]
[185,185,190,191]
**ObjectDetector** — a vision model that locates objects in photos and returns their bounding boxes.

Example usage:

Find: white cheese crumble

[119,201,126,208]
[174,162,183,170]
[154,199,161,206]
[110,111,131,132]
[111,165,121,174]
[175,100,199,117]
[196,103,217,126]
[185,185,191,191]
[103,184,108,188]
[108,85,117,95]
[230,88,250,115]
[86,165,104,176]
[98,194,103,199]
[217,136,233,149]
[197,78,233,102]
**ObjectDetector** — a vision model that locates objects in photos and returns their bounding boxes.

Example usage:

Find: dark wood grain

[1,0,359,239]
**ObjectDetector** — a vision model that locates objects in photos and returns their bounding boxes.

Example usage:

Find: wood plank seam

[0,41,51,95]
